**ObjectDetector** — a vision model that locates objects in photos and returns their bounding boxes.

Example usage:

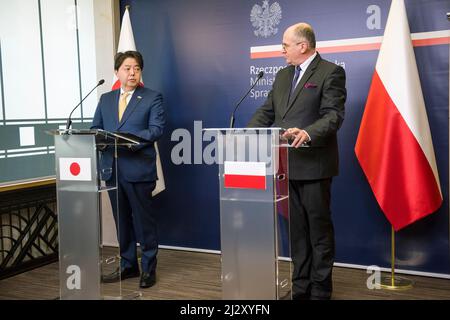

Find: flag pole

[380,226,413,290]
[390,225,395,287]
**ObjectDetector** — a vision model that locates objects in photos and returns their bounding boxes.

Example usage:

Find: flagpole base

[380,274,413,290]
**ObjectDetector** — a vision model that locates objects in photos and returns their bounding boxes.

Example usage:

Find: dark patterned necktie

[291,65,302,94]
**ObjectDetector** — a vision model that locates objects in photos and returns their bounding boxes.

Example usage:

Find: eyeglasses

[282,41,307,51]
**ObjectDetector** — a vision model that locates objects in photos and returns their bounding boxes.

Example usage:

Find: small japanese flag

[224,161,266,190]
[59,158,92,181]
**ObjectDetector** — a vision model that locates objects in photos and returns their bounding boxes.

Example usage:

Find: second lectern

[205,127,291,300]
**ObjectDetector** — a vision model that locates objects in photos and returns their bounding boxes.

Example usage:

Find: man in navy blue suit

[91,51,165,288]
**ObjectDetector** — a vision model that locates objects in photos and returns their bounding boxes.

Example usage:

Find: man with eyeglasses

[248,23,346,300]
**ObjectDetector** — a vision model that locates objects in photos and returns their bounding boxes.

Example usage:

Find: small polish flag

[224,161,266,190]
[59,158,92,181]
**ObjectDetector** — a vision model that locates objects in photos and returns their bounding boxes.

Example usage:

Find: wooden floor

[0,248,449,300]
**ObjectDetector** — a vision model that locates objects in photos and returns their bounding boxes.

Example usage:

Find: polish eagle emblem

[250,0,282,38]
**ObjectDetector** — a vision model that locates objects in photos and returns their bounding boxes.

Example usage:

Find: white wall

[0,0,119,245]
[0,0,117,123]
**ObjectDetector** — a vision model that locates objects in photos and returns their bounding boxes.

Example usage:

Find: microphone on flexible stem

[229,71,264,128]
[65,79,105,130]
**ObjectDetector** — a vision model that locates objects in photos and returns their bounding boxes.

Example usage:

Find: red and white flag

[59,158,92,181]
[112,7,143,90]
[224,161,266,190]
[115,6,165,196]
[355,0,442,231]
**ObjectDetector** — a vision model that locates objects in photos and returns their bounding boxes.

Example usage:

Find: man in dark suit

[247,23,346,299]
[91,51,165,288]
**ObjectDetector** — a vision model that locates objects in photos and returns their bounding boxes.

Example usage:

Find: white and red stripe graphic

[250,30,450,59]
[224,161,266,190]
[355,0,442,231]
[59,158,92,181]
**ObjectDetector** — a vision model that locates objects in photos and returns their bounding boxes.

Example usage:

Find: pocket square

[137,96,142,99]
[304,83,317,88]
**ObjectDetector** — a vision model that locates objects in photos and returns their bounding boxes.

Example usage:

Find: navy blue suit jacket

[91,86,165,182]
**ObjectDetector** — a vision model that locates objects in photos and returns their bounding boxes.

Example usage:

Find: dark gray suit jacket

[247,53,346,180]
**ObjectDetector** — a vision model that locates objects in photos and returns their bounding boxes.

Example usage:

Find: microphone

[65,79,105,130]
[229,71,264,128]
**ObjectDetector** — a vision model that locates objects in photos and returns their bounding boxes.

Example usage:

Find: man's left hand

[282,127,310,148]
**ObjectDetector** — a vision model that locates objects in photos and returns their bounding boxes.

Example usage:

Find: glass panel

[55,134,102,299]
[54,133,124,299]
[274,144,291,300]
[77,0,99,119]
[41,0,81,120]
[99,147,121,299]
[213,128,288,300]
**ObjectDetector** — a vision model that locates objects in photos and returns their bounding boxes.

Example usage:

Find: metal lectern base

[104,291,143,300]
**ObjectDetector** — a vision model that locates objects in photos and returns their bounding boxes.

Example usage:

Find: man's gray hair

[294,24,316,49]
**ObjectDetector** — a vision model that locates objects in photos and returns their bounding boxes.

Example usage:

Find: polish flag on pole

[115,6,165,196]
[355,0,442,231]
[59,158,92,181]
[224,161,266,190]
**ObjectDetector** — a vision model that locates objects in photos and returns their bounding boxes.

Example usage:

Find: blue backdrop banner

[118,0,449,275]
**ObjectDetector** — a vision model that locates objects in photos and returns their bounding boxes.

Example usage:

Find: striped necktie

[291,65,302,94]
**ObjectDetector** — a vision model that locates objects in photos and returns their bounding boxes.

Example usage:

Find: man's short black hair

[114,50,144,71]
